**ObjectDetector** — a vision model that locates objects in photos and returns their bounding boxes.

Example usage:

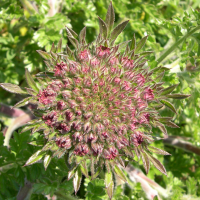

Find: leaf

[159,84,179,96]
[79,27,86,44]
[118,40,131,51]
[105,1,115,35]
[135,36,148,54]
[146,152,167,175]
[68,166,77,180]
[166,94,191,99]
[164,121,180,128]
[36,50,52,60]
[25,69,39,92]
[92,167,102,180]
[154,121,168,138]
[139,51,153,56]
[57,38,62,53]
[157,117,172,123]
[65,26,78,38]
[73,167,82,194]
[105,172,114,200]
[110,20,129,42]
[67,36,79,48]
[148,146,171,155]
[24,150,45,166]
[141,151,150,174]
[160,99,177,114]
[44,154,51,170]
[80,161,88,178]
[0,83,28,95]
[155,71,165,82]
[130,34,136,50]
[50,42,56,53]
[98,17,107,39]
[13,97,32,108]
[114,165,127,182]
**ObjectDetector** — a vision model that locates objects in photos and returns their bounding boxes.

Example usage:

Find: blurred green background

[0,0,200,199]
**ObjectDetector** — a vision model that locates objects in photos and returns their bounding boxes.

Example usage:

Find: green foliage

[0,0,200,199]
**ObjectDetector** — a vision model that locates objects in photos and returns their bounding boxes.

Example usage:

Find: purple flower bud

[135,74,145,86]
[142,88,154,101]
[131,131,143,147]
[53,62,68,77]
[92,143,103,156]
[56,136,72,149]
[74,144,89,156]
[57,100,66,110]
[96,45,111,57]
[42,111,57,127]
[84,122,91,133]
[38,89,56,105]
[72,132,83,142]
[79,50,90,61]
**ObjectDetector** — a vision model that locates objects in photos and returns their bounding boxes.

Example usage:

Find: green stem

[157,25,200,64]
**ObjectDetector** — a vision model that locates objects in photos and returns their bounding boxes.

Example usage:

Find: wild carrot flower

[0,2,190,198]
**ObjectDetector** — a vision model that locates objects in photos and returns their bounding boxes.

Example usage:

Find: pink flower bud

[74,144,89,156]
[131,131,143,147]
[57,100,66,110]
[79,50,90,61]
[96,45,111,57]
[72,132,83,142]
[142,88,154,101]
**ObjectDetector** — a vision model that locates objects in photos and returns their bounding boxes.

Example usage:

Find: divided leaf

[98,17,107,39]
[146,152,167,176]
[135,36,148,54]
[105,171,114,200]
[13,97,32,108]
[0,83,28,95]
[110,20,129,42]
[114,165,127,182]
[43,154,52,170]
[130,34,136,50]
[147,146,171,155]
[73,167,82,194]
[79,27,86,44]
[25,150,46,166]
[36,50,52,60]
[160,84,179,96]
[57,38,62,53]
[25,69,39,92]
[141,151,150,174]
[166,94,190,99]
[105,1,115,35]
[160,99,177,114]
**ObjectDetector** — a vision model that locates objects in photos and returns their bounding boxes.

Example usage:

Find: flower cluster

[0,2,190,198]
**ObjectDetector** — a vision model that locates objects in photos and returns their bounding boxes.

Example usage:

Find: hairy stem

[157,25,200,64]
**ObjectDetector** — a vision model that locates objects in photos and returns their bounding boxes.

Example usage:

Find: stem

[157,25,200,64]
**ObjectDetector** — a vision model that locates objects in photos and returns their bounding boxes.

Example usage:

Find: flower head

[0,2,190,199]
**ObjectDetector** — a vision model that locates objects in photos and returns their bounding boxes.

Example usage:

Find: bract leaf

[0,83,28,95]
[25,69,39,92]
[25,150,45,166]
[157,117,172,123]
[68,166,77,180]
[36,50,52,60]
[146,152,167,175]
[159,84,179,96]
[92,166,102,180]
[139,51,153,56]
[80,161,88,178]
[98,17,107,39]
[160,99,177,114]
[141,151,150,174]
[79,27,86,44]
[44,154,51,170]
[148,146,171,155]
[65,27,78,38]
[73,167,82,194]
[67,36,79,48]
[166,94,191,99]
[114,165,127,182]
[110,20,129,42]
[13,97,32,108]
[154,121,168,138]
[57,38,62,53]
[50,42,56,53]
[135,36,148,54]
[130,34,136,50]
[105,171,114,200]
[164,121,180,128]
[105,1,115,35]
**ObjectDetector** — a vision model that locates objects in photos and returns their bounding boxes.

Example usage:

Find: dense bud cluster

[0,2,190,198]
